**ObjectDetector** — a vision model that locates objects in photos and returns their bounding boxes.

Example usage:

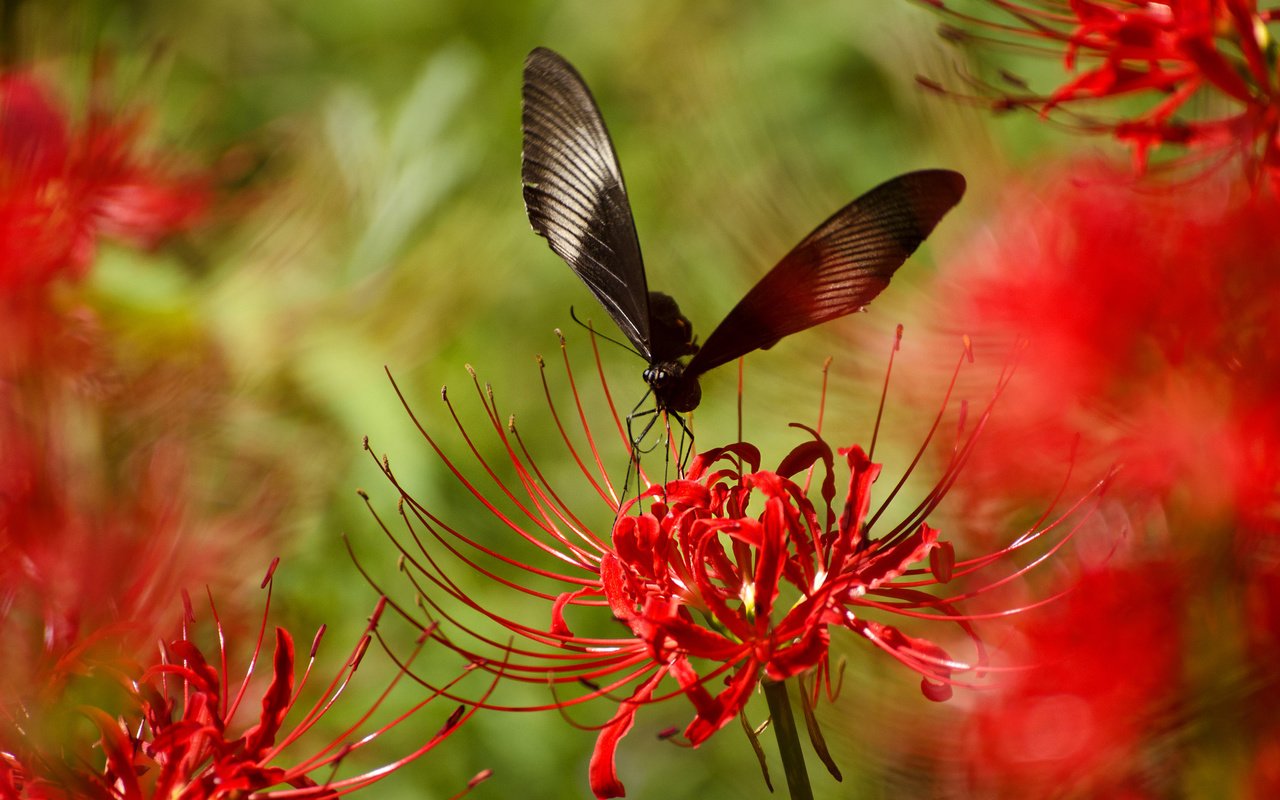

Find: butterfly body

[521,47,965,417]
[640,291,701,411]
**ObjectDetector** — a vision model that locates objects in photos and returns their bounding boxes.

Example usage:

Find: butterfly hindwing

[686,169,966,376]
[521,47,654,359]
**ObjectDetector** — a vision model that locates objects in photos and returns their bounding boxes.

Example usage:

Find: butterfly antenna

[569,307,642,357]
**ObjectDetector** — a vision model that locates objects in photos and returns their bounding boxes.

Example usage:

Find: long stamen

[868,324,903,461]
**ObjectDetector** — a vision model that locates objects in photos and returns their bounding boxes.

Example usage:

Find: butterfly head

[644,360,702,413]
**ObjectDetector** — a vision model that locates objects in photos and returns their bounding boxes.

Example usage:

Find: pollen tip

[310,624,326,658]
[937,23,968,43]
[443,705,467,731]
[440,385,448,400]
[508,414,517,432]
[356,487,369,500]
[1099,465,1121,493]
[555,329,566,346]
[362,434,369,449]
[916,75,946,94]
[465,363,476,377]
[895,323,904,349]
[962,334,974,362]
[998,69,1030,90]
[535,353,545,367]
[262,557,280,588]
[351,635,371,669]
[468,769,494,788]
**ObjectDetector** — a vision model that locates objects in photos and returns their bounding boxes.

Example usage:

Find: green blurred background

[11,0,1081,796]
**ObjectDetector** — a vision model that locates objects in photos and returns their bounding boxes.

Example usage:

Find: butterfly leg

[625,406,663,456]
[664,410,695,476]
[620,399,662,510]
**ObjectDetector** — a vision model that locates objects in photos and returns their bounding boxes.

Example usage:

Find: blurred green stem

[763,678,813,800]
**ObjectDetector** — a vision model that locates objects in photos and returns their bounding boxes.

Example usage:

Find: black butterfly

[522,46,965,418]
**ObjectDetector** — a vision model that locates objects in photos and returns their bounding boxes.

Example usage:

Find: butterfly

[521,46,965,420]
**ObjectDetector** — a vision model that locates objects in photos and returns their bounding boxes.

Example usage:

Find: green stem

[763,678,813,800]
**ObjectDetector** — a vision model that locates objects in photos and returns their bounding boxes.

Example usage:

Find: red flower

[0,69,209,378]
[922,1,1280,178]
[916,158,1280,795]
[359,333,1103,798]
[0,560,489,799]
[925,161,1280,529]
[587,439,959,795]
[0,70,207,291]
[961,564,1184,796]
[0,419,229,716]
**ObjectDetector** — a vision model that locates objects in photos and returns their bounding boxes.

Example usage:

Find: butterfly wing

[685,169,966,376]
[521,47,653,359]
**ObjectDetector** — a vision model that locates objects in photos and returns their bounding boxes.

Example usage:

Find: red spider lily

[0,70,207,291]
[355,331,1107,798]
[0,66,232,703]
[915,158,1280,794]
[0,420,230,715]
[926,160,1280,532]
[0,69,208,380]
[960,563,1184,796]
[920,1,1280,178]
[0,560,490,799]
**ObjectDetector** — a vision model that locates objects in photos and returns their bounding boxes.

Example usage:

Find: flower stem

[763,678,813,800]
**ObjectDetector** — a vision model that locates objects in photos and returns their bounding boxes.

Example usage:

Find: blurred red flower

[0,389,252,747]
[919,158,1280,794]
[930,161,1280,530]
[0,69,209,381]
[0,71,207,290]
[359,335,1102,798]
[922,1,1280,178]
[962,563,1184,796]
[0,561,487,799]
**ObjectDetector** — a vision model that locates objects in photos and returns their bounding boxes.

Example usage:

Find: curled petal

[590,670,665,799]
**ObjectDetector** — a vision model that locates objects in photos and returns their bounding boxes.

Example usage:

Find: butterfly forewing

[686,169,966,376]
[521,47,654,359]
